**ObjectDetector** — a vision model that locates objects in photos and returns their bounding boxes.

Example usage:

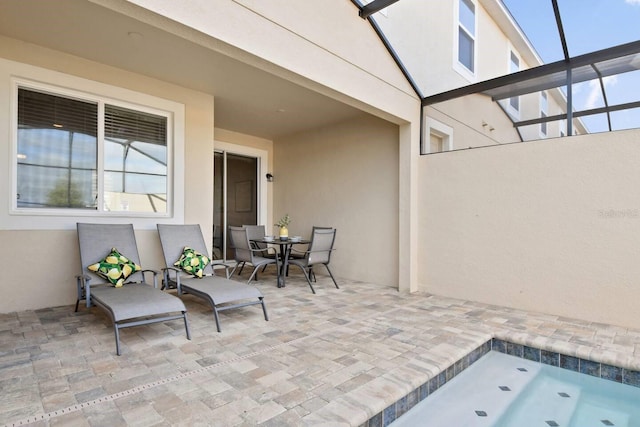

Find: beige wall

[419,129,640,328]
[274,115,400,286]
[120,0,420,291]
[0,38,216,312]
[120,0,419,122]
[426,95,520,150]
[378,0,515,96]
[380,0,579,147]
[0,0,422,312]
[0,35,407,312]
[0,229,167,312]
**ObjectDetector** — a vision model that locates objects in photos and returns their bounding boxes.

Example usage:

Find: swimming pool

[390,351,640,426]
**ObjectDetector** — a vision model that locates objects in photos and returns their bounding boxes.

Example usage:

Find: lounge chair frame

[75,223,191,356]
[157,224,268,332]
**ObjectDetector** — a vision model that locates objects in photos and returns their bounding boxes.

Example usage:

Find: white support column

[398,119,420,293]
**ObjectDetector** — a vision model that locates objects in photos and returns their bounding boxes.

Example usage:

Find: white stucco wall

[419,129,640,328]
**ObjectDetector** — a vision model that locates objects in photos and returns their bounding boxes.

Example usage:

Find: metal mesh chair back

[157,224,215,276]
[77,223,144,285]
[307,228,336,265]
[245,225,268,251]
[229,226,252,263]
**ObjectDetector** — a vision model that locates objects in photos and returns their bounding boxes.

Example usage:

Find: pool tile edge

[361,337,640,427]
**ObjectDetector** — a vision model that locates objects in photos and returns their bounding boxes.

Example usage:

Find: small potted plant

[275,214,291,240]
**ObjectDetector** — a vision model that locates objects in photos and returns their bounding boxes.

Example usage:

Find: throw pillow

[88,248,141,288]
[174,246,210,278]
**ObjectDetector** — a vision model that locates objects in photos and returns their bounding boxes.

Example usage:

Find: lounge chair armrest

[76,273,91,284]
[210,260,233,278]
[161,266,184,292]
[161,266,182,280]
[76,274,93,307]
[140,269,159,288]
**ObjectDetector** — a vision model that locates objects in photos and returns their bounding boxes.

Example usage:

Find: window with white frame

[540,91,548,136]
[423,118,454,154]
[15,84,171,215]
[509,51,520,112]
[457,0,476,73]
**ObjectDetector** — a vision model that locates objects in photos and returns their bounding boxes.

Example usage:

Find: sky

[502,0,640,133]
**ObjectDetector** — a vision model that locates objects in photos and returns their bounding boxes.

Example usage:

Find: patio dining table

[251,237,310,288]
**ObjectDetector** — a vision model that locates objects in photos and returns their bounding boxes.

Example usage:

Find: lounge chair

[157,224,268,332]
[75,223,191,356]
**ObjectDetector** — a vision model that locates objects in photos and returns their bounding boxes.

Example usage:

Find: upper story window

[540,91,548,136]
[422,117,454,155]
[457,0,476,73]
[16,84,170,215]
[509,51,520,112]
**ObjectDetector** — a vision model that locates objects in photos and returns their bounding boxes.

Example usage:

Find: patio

[1,272,639,427]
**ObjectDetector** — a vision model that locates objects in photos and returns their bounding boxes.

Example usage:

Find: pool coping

[362,336,640,427]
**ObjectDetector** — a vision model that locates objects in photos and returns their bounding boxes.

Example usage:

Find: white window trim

[423,117,454,154]
[507,47,521,118]
[2,58,184,230]
[539,91,548,137]
[453,0,477,82]
[213,140,269,227]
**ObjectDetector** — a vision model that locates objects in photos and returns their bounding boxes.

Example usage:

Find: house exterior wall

[4,0,633,331]
[113,0,419,121]
[274,115,400,287]
[0,1,419,312]
[425,95,521,148]
[0,37,216,311]
[102,0,421,293]
[378,0,579,149]
[418,128,640,329]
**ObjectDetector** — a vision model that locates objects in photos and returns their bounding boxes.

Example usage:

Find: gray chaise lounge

[75,223,191,356]
[157,224,268,332]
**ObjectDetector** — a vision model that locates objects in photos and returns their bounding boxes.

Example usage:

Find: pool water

[390,351,640,427]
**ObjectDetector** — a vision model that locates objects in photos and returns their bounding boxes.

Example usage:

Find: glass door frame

[214,141,269,260]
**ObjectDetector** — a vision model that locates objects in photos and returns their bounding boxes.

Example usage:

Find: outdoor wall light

[266,173,274,182]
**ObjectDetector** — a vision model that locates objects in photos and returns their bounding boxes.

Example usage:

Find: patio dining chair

[75,223,191,356]
[287,225,331,280]
[228,226,282,286]
[288,227,339,294]
[244,224,278,274]
[157,224,268,332]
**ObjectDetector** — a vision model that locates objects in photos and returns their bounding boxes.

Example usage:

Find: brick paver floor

[1,272,639,426]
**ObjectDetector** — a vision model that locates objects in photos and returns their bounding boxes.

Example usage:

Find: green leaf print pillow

[174,246,210,278]
[88,248,141,287]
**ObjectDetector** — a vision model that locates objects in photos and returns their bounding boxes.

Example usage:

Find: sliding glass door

[213,151,258,260]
